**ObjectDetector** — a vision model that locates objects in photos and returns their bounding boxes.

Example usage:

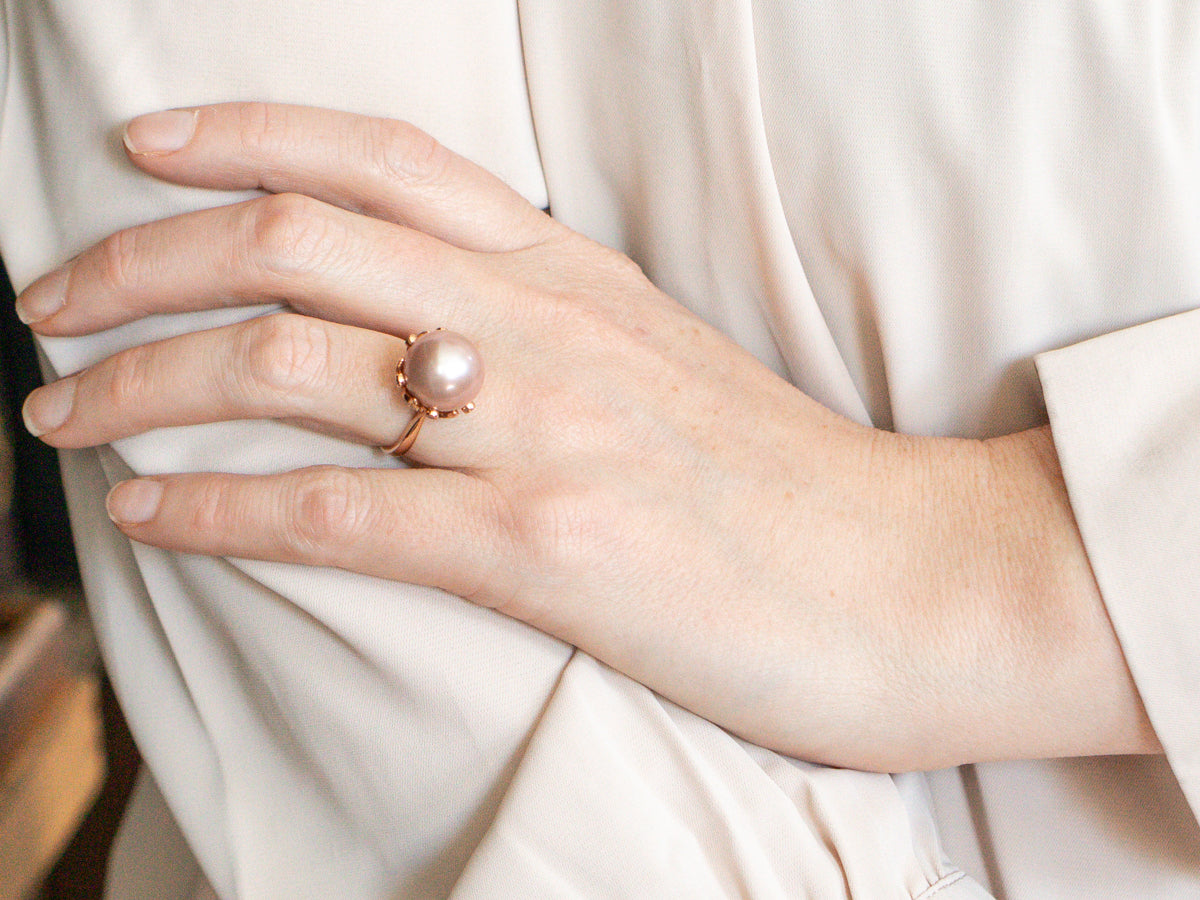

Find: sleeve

[1036,307,1200,818]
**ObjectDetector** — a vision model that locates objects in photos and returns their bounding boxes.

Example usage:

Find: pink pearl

[404,330,484,412]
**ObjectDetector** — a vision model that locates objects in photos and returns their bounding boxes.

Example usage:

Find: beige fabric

[105,770,206,900]
[1,0,1197,897]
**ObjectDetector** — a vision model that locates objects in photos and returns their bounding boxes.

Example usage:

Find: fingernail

[16,266,68,324]
[22,378,76,436]
[107,480,163,525]
[124,109,197,155]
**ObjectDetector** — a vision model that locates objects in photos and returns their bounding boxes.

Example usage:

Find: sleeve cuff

[1036,308,1200,817]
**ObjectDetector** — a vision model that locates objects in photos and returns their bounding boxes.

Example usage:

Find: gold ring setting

[382,329,484,456]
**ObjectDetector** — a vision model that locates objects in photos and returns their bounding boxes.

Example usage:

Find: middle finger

[18,193,496,339]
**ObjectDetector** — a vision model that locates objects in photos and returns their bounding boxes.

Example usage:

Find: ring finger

[22,312,510,468]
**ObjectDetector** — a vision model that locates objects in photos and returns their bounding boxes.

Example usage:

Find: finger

[105,467,515,605]
[122,103,556,252]
[22,313,505,467]
[26,313,396,442]
[18,194,491,337]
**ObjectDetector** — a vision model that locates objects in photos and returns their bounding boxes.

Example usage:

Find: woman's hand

[18,103,1158,770]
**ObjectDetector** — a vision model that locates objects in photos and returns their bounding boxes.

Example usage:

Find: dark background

[1,262,141,899]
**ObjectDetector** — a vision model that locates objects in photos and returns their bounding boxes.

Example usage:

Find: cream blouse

[2,1,1198,897]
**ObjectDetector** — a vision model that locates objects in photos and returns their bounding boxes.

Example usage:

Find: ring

[382,329,484,456]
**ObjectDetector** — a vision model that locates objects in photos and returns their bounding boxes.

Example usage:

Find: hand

[19,103,1158,770]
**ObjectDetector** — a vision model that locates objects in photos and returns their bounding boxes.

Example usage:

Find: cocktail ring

[382,329,484,456]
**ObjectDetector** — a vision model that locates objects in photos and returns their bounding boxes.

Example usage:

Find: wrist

[964,427,1161,759]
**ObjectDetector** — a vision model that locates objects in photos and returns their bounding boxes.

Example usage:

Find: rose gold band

[382,412,426,457]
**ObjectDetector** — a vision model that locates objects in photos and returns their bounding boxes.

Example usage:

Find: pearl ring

[382,329,484,456]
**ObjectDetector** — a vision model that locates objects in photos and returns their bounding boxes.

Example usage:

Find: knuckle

[548,288,608,336]
[246,192,338,279]
[189,479,237,536]
[517,287,612,370]
[366,118,452,189]
[235,101,291,158]
[237,313,333,399]
[450,483,523,611]
[286,467,374,561]
[95,226,144,294]
[501,482,613,581]
[598,241,649,284]
[565,233,648,288]
[102,346,154,409]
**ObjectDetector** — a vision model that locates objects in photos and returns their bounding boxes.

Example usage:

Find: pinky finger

[105,466,512,604]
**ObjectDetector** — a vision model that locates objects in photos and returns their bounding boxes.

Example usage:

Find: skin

[19,102,1159,772]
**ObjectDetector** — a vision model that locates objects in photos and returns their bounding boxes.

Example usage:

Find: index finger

[123,102,556,253]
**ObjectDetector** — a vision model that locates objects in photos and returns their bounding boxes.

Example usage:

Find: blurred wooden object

[0,602,103,900]
[2,254,104,898]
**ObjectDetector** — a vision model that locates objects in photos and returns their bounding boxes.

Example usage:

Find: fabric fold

[1037,308,1200,824]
